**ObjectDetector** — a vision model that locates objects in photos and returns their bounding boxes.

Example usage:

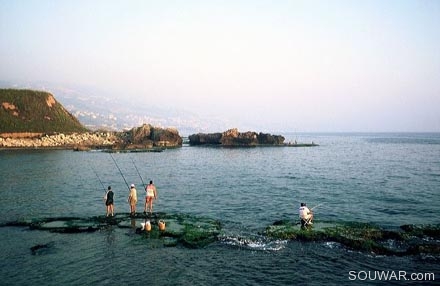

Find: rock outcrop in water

[188,128,285,146]
[188,132,223,145]
[263,220,440,256]
[115,124,182,150]
[3,214,439,255]
[2,213,221,249]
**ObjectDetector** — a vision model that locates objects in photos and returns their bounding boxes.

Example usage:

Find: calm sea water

[1,133,439,285]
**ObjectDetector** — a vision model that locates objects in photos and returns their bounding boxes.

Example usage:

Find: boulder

[118,124,182,149]
[220,129,258,146]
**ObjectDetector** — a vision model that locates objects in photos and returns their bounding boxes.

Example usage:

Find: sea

[0,133,439,285]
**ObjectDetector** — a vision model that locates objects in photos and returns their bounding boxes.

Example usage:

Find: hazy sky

[1,0,439,132]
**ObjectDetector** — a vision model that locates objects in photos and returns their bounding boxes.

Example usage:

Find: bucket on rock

[145,220,152,231]
[158,220,166,231]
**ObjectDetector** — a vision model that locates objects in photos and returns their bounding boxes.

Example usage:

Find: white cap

[130,184,135,188]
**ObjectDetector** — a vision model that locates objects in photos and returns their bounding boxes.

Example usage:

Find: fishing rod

[91,164,106,192]
[311,203,325,211]
[110,153,130,190]
[131,157,146,187]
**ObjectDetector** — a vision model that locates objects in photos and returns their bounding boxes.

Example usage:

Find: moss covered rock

[1,213,222,249]
[263,220,440,256]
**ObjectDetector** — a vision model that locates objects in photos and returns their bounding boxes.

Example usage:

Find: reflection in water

[104,227,116,274]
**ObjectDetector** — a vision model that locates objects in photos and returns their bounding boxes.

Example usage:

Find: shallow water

[1,133,439,285]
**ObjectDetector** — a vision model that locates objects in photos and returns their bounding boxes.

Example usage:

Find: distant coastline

[1,89,320,150]
[0,128,321,150]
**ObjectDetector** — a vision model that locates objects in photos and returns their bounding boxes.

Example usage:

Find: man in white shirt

[299,203,313,227]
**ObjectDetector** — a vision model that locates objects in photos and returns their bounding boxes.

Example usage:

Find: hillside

[0,89,88,134]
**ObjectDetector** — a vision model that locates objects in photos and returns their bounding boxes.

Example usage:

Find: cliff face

[0,89,88,135]
[189,128,285,146]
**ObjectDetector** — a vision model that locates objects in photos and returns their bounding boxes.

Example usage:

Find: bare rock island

[188,128,285,147]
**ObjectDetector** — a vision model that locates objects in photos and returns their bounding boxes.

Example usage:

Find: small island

[188,128,285,146]
[188,128,318,147]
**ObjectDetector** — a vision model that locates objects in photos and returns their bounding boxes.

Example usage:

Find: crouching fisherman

[299,203,313,227]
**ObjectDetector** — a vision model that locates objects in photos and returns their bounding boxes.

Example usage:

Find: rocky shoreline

[1,125,317,150]
[0,124,183,150]
[0,132,118,149]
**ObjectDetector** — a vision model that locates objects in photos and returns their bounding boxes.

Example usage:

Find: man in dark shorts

[105,186,114,217]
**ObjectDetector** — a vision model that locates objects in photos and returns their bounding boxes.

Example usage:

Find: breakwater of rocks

[0,124,183,150]
[0,132,118,149]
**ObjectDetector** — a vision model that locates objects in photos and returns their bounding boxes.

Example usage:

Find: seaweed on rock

[263,220,440,256]
[1,213,222,249]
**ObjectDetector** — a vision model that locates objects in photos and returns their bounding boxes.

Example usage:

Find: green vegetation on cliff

[0,89,88,134]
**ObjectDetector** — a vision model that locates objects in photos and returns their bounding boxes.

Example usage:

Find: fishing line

[311,203,325,210]
[131,157,146,187]
[110,153,130,190]
[91,164,106,192]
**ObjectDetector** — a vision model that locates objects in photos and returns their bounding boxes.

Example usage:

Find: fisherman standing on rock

[104,186,114,217]
[144,180,157,215]
[128,184,137,217]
